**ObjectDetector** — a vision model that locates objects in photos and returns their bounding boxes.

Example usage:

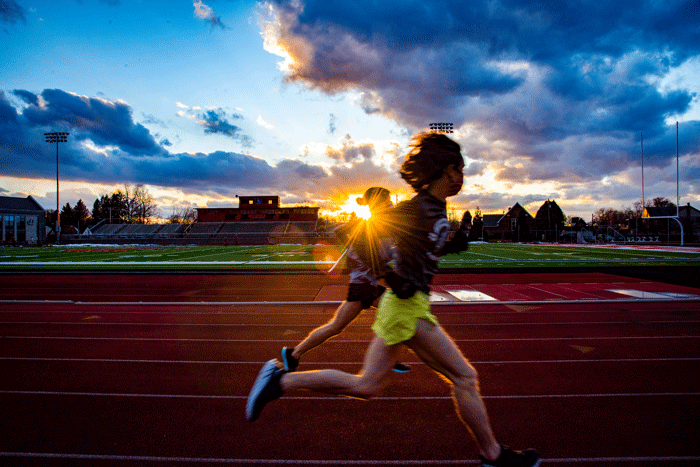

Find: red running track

[0,272,699,466]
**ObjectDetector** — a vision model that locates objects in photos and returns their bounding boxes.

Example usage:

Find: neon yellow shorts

[371,289,439,345]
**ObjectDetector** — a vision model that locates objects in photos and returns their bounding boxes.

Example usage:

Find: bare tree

[169,207,197,224]
[124,184,159,223]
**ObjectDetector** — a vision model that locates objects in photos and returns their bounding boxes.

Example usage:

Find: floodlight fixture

[44,132,70,244]
[429,122,454,134]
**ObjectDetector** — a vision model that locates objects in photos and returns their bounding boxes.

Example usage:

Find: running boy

[247,132,540,467]
[281,187,408,374]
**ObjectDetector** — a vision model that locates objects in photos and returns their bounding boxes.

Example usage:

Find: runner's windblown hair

[400,132,463,192]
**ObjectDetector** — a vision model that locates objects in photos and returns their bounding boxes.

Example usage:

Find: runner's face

[446,163,464,197]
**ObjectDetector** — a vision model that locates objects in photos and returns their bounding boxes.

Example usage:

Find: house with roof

[0,196,47,245]
[481,202,535,242]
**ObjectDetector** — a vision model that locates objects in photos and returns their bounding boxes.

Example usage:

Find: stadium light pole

[44,132,69,244]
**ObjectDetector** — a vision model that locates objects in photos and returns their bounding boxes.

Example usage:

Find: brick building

[0,196,46,245]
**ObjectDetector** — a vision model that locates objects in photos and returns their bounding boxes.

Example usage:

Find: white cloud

[257,115,274,129]
[193,0,213,20]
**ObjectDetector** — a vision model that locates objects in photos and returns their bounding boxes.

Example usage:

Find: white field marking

[2,357,698,365]
[243,254,277,263]
[464,250,516,261]
[3,335,698,343]
[1,452,696,464]
[536,243,700,253]
[327,248,347,273]
[178,250,233,261]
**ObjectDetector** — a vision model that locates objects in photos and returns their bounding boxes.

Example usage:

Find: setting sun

[340,194,371,219]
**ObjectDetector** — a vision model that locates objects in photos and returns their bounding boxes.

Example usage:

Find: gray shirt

[388,190,468,294]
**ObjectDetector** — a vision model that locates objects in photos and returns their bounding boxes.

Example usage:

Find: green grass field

[0,243,697,271]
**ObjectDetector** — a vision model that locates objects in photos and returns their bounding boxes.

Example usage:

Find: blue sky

[1,0,699,220]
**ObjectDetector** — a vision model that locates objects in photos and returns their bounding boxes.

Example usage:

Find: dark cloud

[14,89,167,157]
[0,0,26,25]
[0,91,18,122]
[198,109,253,147]
[0,98,280,194]
[464,161,487,178]
[129,151,279,195]
[642,120,700,169]
[0,88,382,203]
[261,0,700,186]
[277,159,328,180]
[12,89,38,106]
[324,134,376,162]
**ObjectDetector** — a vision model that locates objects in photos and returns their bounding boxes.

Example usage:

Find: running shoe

[246,360,285,422]
[392,363,411,373]
[281,347,299,372]
[479,446,540,467]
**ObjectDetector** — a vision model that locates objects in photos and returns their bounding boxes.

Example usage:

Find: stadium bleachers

[157,223,187,235]
[64,220,326,246]
[286,221,317,234]
[119,224,161,235]
[217,221,289,235]
[187,222,223,235]
[90,224,127,236]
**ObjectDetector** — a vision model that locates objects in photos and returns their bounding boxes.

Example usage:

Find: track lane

[1,273,699,466]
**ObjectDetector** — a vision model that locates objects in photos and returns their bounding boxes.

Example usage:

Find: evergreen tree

[60,203,74,229]
[535,200,565,241]
[73,199,91,232]
[467,207,482,242]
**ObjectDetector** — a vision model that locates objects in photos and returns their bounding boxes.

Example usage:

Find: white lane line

[5,320,700,326]
[1,292,698,306]
[0,357,700,366]
[1,320,698,327]
[528,285,569,299]
[2,357,698,365]
[2,335,699,342]
[4,452,696,464]
[0,307,692,315]
[1,390,698,400]
[0,308,693,317]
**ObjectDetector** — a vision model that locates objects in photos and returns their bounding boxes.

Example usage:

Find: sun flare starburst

[339,194,371,219]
